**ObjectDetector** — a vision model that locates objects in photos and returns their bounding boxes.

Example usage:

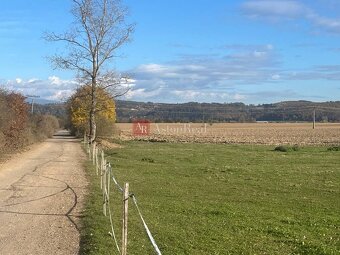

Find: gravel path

[0,130,87,255]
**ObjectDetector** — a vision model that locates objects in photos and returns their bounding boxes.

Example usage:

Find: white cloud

[241,0,340,34]
[171,90,248,102]
[125,87,163,99]
[119,45,285,102]
[242,0,306,19]
[253,51,267,57]
[48,76,62,85]
[3,76,78,102]
[272,74,281,80]
[46,90,74,101]
[131,45,278,93]
[28,78,39,83]
[266,44,274,50]
[233,94,247,100]
[120,42,340,103]
[308,13,340,33]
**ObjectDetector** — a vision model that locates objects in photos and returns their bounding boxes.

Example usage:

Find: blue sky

[1,0,340,104]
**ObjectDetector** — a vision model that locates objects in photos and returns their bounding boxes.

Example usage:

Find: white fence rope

[131,195,162,255]
[107,197,121,255]
[85,138,162,255]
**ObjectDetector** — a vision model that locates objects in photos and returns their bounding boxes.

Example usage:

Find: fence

[83,134,162,255]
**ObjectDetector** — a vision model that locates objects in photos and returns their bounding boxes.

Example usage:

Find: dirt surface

[117,122,340,145]
[0,130,87,255]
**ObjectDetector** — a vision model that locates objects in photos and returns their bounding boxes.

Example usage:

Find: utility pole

[313,108,316,129]
[25,95,40,114]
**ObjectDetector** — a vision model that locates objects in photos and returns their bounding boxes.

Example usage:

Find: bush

[274,146,288,152]
[96,115,119,137]
[274,145,300,152]
[30,114,60,139]
[37,115,59,138]
[327,146,340,151]
[0,90,30,151]
[0,89,60,153]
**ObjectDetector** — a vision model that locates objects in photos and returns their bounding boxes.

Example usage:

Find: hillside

[116,100,340,122]
[33,100,340,123]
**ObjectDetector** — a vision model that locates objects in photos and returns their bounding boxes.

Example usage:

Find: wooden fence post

[92,142,96,163]
[103,164,107,216]
[87,142,90,159]
[101,159,106,190]
[122,183,129,255]
[100,150,104,176]
[107,163,111,201]
[95,147,99,173]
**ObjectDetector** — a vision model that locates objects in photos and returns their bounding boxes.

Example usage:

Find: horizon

[33,97,340,106]
[1,0,340,104]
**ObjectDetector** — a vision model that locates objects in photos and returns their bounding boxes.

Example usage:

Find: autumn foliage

[67,85,116,136]
[0,89,60,153]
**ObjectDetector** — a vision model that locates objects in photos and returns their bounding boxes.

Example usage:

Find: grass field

[117,122,340,145]
[80,141,340,255]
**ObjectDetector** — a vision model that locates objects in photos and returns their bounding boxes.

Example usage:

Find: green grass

[80,142,340,255]
[79,161,118,255]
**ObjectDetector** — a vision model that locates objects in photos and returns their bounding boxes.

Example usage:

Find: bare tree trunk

[90,78,97,143]
[45,0,134,139]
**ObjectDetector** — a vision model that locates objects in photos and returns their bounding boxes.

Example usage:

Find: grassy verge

[79,161,117,254]
[81,141,340,255]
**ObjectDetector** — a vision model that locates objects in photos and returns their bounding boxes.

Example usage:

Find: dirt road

[0,130,87,255]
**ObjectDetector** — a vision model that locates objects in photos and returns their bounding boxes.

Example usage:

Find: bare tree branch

[46,0,134,142]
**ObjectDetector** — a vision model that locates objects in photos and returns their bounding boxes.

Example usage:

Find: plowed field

[116,122,340,145]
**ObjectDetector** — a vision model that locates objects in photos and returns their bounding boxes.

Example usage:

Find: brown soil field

[116,122,340,145]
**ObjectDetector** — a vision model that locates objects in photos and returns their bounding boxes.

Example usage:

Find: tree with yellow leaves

[67,85,116,136]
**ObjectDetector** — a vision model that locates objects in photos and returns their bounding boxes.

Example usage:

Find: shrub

[274,145,300,152]
[39,115,59,138]
[274,146,288,152]
[31,114,60,139]
[327,146,340,151]
[0,90,29,151]
[96,115,119,137]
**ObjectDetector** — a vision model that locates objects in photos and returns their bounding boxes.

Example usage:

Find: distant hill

[33,100,340,123]
[115,100,340,123]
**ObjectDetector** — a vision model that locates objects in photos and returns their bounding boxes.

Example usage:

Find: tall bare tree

[45,0,134,142]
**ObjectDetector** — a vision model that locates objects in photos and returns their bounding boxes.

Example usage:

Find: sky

[1,0,340,104]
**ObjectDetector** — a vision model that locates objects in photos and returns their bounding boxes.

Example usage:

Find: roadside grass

[79,161,117,255]
[81,142,340,255]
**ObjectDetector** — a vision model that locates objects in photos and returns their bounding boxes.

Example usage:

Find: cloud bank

[121,43,340,103]
[2,76,78,102]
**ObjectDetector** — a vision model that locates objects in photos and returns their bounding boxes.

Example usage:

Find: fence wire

[85,139,162,255]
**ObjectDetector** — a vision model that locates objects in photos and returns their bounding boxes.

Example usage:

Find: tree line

[115,100,340,123]
[33,99,340,126]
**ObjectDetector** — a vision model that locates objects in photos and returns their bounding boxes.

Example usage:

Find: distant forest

[35,100,340,123]
[115,100,340,123]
